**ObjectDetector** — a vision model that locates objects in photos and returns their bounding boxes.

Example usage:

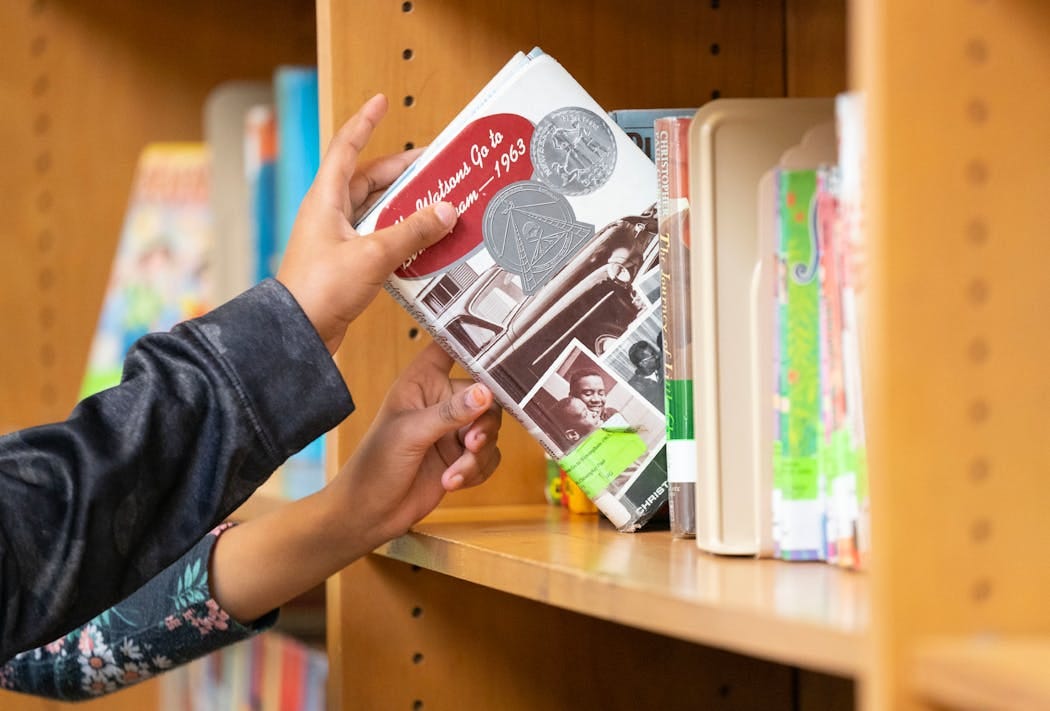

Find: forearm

[209,487,372,624]
[0,525,274,701]
[0,279,353,660]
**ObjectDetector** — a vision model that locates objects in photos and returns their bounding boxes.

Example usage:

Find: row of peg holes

[31,1,56,405]
[964,28,992,606]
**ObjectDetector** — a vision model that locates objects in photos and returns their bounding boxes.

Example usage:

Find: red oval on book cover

[376,113,535,279]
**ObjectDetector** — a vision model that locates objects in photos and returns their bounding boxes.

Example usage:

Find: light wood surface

[912,638,1050,711]
[376,504,868,677]
[855,2,1050,709]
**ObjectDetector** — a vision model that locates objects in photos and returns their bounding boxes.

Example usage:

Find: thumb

[410,383,493,445]
[362,202,458,277]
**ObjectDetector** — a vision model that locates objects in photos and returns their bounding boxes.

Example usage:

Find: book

[689,98,835,556]
[355,49,669,531]
[80,144,213,399]
[244,103,280,284]
[654,116,697,538]
[203,80,273,303]
[273,66,327,500]
[609,108,696,161]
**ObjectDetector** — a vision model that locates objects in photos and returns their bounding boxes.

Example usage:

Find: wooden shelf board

[374,504,868,676]
[913,637,1050,711]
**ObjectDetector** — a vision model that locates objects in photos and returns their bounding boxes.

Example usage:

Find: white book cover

[356,49,668,531]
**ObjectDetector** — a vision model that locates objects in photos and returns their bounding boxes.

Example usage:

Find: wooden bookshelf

[376,505,867,677]
[912,638,1050,711]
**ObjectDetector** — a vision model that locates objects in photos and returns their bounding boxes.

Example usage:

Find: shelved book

[355,48,668,531]
[654,116,698,539]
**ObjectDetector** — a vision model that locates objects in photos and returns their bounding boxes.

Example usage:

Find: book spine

[773,169,825,561]
[654,117,697,539]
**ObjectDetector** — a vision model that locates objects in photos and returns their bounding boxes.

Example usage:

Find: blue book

[274,66,321,256]
[609,108,697,161]
[273,66,325,497]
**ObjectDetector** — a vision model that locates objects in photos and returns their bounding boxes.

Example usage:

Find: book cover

[654,116,697,538]
[356,49,668,531]
[609,108,696,161]
[80,144,213,399]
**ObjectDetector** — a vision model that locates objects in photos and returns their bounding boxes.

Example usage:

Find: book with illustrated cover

[80,144,213,399]
[654,116,697,538]
[355,49,668,531]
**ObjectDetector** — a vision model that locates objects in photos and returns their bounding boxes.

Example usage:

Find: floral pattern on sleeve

[0,523,277,701]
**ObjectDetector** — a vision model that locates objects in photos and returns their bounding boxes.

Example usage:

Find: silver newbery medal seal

[482,180,594,294]
[531,107,617,196]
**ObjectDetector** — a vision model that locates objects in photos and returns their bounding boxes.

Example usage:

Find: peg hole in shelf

[412,652,424,664]
[404,141,415,150]
[37,267,54,291]
[965,38,988,65]
[966,217,988,246]
[966,98,988,124]
[401,1,413,12]
[408,327,420,340]
[411,606,423,618]
[710,43,721,56]
[966,278,988,306]
[971,578,993,604]
[404,95,415,107]
[969,457,990,483]
[967,337,989,364]
[411,564,421,573]
[711,0,720,8]
[970,518,991,543]
[968,399,989,425]
[412,700,423,710]
[403,48,414,60]
[718,684,731,698]
[711,89,721,100]
[965,159,989,186]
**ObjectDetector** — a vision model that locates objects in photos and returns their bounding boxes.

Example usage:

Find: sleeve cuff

[186,279,354,462]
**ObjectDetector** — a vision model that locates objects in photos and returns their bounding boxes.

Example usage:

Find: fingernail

[464,384,487,408]
[446,473,464,490]
[434,202,457,228]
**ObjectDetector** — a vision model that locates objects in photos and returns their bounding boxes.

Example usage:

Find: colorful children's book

[80,144,213,399]
[356,48,669,531]
[654,116,697,538]
[245,103,280,284]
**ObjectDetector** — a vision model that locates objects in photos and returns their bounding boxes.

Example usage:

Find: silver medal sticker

[531,107,617,196]
[482,181,595,294]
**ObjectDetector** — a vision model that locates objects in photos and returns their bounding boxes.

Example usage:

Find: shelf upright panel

[855,1,1050,709]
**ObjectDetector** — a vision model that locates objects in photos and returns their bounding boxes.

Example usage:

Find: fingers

[314,93,389,211]
[442,445,502,492]
[348,147,426,213]
[413,382,493,447]
[358,202,458,278]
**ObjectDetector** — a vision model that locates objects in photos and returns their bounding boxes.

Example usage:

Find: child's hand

[276,94,457,354]
[323,342,502,555]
